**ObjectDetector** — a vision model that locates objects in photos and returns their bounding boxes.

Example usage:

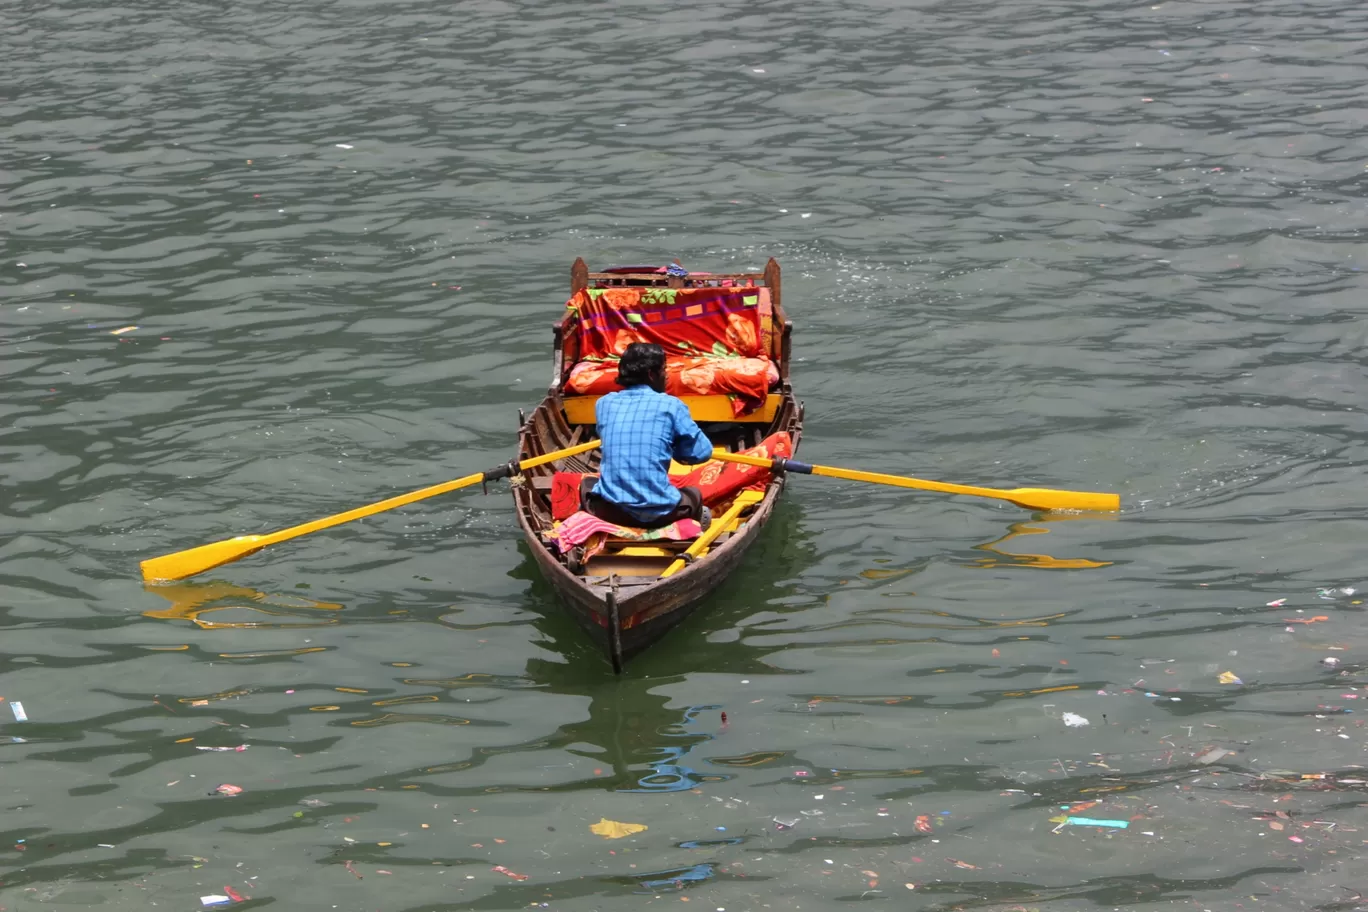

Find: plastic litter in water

[10,702,27,722]
[335,143,354,149]
[1218,671,1243,685]
[215,784,244,797]
[1197,748,1233,764]
[201,896,231,907]
[109,326,138,335]
[1062,712,1089,727]
[1060,816,1129,829]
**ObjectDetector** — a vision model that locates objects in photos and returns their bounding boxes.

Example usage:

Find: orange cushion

[565,357,777,416]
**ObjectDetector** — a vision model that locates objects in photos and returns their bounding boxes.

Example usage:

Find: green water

[5,1,1368,909]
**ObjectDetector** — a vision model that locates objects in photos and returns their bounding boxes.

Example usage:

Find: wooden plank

[562,393,781,425]
[611,545,684,559]
[584,556,673,577]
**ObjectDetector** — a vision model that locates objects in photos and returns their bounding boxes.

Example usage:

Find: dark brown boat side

[512,258,802,672]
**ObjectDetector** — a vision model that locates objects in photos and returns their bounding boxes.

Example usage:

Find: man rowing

[582,342,713,530]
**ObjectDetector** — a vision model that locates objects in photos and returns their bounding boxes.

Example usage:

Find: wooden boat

[512,258,803,672]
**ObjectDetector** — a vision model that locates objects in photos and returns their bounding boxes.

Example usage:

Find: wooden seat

[562,393,781,425]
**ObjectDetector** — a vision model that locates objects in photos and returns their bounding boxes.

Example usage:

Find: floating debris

[1062,712,1090,727]
[590,818,647,839]
[1196,748,1234,765]
[1057,816,1129,829]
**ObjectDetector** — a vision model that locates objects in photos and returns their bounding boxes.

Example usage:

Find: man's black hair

[617,342,666,388]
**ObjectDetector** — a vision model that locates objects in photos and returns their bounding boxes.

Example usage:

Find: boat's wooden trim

[560,392,782,426]
[583,271,769,288]
[607,586,623,674]
[571,257,589,295]
[763,257,781,310]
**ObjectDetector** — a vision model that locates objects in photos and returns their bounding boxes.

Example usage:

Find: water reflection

[509,503,817,794]
[968,516,1114,571]
[141,580,344,629]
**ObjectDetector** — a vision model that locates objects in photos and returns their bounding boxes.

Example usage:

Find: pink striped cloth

[546,511,702,553]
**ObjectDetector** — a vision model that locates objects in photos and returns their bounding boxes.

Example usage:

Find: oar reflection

[141,580,345,629]
[969,516,1114,571]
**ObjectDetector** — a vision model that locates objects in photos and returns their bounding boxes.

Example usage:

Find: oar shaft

[707,449,1119,513]
[141,439,604,582]
[255,471,482,548]
[258,439,603,547]
[660,491,763,578]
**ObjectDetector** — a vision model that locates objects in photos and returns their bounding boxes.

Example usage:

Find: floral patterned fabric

[562,286,776,416]
[669,430,793,502]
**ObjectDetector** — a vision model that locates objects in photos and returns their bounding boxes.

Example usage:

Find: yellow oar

[709,450,1119,513]
[141,440,603,582]
[661,490,764,578]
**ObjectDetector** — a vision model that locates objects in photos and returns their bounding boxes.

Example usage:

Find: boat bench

[560,392,782,425]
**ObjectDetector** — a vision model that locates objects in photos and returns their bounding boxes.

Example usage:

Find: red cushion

[548,431,793,521]
[671,431,793,503]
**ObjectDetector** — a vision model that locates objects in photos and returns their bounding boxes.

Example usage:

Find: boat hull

[513,257,800,671]
[513,391,802,671]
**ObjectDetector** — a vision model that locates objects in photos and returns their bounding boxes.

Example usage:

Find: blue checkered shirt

[594,385,714,521]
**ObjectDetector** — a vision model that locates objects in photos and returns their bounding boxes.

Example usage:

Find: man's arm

[671,402,714,465]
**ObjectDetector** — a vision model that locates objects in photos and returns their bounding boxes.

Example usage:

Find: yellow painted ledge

[562,393,780,425]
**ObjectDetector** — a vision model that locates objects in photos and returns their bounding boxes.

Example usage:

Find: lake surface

[6,0,1368,909]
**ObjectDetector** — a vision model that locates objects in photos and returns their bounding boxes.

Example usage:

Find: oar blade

[140,536,267,582]
[1006,488,1121,513]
